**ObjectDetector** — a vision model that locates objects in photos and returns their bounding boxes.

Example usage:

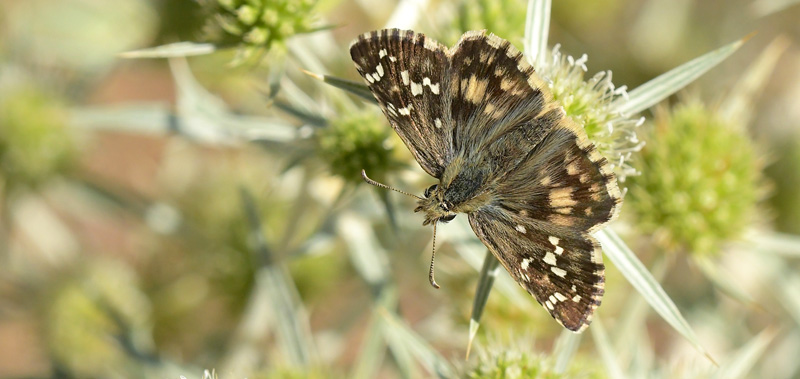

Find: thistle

[316,111,399,184]
[626,100,763,255]
[464,342,604,379]
[201,0,319,62]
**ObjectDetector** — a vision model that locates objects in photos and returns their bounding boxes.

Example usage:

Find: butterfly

[349,29,621,332]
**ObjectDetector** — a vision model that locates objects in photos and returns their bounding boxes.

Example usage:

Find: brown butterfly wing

[350,29,453,178]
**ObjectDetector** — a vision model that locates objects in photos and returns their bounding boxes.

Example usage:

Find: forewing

[495,121,622,233]
[350,29,453,178]
[447,31,552,170]
[469,207,604,332]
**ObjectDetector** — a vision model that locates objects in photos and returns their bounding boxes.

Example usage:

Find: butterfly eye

[439,214,456,223]
[424,184,438,198]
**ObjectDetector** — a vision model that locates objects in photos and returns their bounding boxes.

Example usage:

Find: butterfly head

[415,184,456,226]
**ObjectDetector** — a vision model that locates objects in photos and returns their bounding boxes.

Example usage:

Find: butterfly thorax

[414,163,495,226]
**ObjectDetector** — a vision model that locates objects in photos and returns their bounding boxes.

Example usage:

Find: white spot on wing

[551,267,567,277]
[521,258,531,270]
[422,77,441,95]
[549,236,565,255]
[398,104,413,116]
[515,224,526,234]
[434,118,442,129]
[543,252,557,266]
[376,63,384,77]
[389,56,397,62]
[411,81,423,96]
[554,292,567,302]
[379,49,387,58]
[545,300,554,310]
[572,295,582,302]
[401,70,410,86]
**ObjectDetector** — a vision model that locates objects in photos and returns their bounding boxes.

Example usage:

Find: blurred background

[1,0,799,377]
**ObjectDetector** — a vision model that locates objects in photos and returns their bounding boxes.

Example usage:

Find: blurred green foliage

[442,0,526,45]
[766,138,800,235]
[0,86,75,195]
[46,260,152,377]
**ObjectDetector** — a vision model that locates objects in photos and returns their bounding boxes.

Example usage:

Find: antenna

[361,169,440,289]
[361,170,423,200]
[429,222,440,289]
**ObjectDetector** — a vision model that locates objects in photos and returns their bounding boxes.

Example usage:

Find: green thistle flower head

[316,111,398,183]
[202,0,318,61]
[626,100,763,255]
[0,86,76,194]
[464,343,604,378]
[540,46,644,182]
